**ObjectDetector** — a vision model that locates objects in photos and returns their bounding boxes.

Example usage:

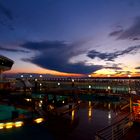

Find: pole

[128,75,132,113]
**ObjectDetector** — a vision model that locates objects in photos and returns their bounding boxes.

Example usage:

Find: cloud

[135,66,140,69]
[0,3,13,20]
[87,45,140,61]
[109,29,123,36]
[0,2,14,30]
[21,41,103,74]
[109,16,140,40]
[104,63,123,70]
[0,46,30,53]
[103,66,122,70]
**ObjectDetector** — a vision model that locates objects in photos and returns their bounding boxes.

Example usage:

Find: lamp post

[72,79,74,88]
[128,74,132,113]
[58,82,60,88]
[108,86,111,94]
[88,74,91,90]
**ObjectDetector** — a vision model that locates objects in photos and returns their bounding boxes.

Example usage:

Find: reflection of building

[0,55,14,89]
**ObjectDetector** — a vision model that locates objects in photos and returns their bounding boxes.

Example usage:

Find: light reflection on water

[0,94,124,140]
[66,101,120,140]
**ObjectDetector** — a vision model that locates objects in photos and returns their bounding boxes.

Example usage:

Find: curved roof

[0,55,14,71]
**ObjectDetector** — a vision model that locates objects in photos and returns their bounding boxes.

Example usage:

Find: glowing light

[72,79,74,82]
[62,100,65,104]
[58,82,60,86]
[15,121,23,128]
[39,103,42,107]
[40,83,42,86]
[71,110,75,121]
[88,108,92,118]
[30,75,32,78]
[108,86,111,90]
[89,101,91,107]
[0,123,4,129]
[5,122,13,129]
[25,98,31,102]
[34,118,44,124]
[39,75,42,78]
[88,75,91,77]
[89,85,91,89]
[108,103,111,110]
[21,75,23,78]
[35,78,38,81]
[49,105,54,110]
[128,74,131,78]
[78,100,81,104]
[108,112,111,119]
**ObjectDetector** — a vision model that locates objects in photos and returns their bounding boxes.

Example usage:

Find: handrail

[97,113,130,133]
[95,113,133,140]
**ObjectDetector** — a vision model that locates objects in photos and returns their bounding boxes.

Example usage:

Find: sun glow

[91,68,140,77]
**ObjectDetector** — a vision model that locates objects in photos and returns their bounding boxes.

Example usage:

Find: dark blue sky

[0,0,140,76]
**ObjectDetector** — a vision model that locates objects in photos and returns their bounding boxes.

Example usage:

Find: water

[0,93,124,140]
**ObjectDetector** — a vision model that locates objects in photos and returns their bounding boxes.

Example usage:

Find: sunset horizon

[0,0,140,77]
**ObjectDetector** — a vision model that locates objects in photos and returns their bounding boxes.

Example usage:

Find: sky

[0,0,140,77]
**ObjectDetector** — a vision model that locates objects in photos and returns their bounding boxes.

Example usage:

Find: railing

[95,113,133,140]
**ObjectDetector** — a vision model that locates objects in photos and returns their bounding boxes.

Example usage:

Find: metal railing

[95,113,133,140]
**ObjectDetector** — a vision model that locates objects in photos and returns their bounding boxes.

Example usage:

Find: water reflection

[71,110,75,121]
[88,101,92,121]
[0,93,126,140]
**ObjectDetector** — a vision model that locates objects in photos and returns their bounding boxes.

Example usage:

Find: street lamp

[72,79,74,88]
[58,82,60,88]
[128,74,132,113]
[108,86,111,94]
[72,79,74,82]
[89,85,91,89]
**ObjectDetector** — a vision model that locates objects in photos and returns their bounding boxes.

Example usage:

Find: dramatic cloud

[87,45,140,61]
[109,17,140,40]
[0,46,29,53]
[21,41,103,74]
[104,63,123,70]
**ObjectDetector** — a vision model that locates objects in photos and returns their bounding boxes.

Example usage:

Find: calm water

[0,94,124,140]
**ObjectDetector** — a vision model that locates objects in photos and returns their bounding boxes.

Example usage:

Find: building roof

[0,55,14,71]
